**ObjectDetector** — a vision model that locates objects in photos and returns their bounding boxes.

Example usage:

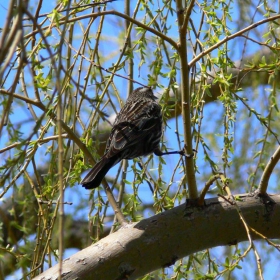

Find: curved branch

[258,146,280,195]
[198,173,224,205]
[189,14,280,67]
[33,194,280,280]
[24,10,179,51]
[0,89,45,110]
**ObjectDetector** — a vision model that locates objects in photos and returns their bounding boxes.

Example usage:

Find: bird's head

[129,87,158,101]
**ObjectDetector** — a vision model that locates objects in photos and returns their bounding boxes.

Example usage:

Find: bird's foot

[179,146,197,158]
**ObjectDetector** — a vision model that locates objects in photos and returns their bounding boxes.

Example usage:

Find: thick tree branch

[33,193,280,280]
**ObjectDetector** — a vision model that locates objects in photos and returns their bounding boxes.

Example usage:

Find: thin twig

[198,173,224,205]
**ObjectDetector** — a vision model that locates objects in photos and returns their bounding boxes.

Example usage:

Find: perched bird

[81,87,185,189]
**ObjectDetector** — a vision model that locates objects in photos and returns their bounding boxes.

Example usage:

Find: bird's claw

[179,147,197,158]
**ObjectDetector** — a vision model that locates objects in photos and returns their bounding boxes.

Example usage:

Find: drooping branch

[24,10,179,51]
[33,193,280,280]
[188,14,280,67]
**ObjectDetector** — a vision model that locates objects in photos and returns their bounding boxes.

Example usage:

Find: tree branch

[258,146,280,195]
[24,10,179,51]
[189,14,280,67]
[32,193,280,280]
[176,0,198,199]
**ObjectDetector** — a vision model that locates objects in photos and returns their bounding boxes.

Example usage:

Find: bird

[81,87,186,189]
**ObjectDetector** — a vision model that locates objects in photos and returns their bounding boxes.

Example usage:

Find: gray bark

[32,193,280,280]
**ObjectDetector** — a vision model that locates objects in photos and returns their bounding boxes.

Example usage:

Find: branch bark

[176,0,198,198]
[33,193,280,280]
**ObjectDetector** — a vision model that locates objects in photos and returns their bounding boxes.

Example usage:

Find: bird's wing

[105,102,162,157]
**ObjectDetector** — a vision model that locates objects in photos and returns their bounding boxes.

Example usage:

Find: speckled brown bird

[81,87,184,189]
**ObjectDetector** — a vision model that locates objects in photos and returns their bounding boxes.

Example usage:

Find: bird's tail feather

[81,156,117,189]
